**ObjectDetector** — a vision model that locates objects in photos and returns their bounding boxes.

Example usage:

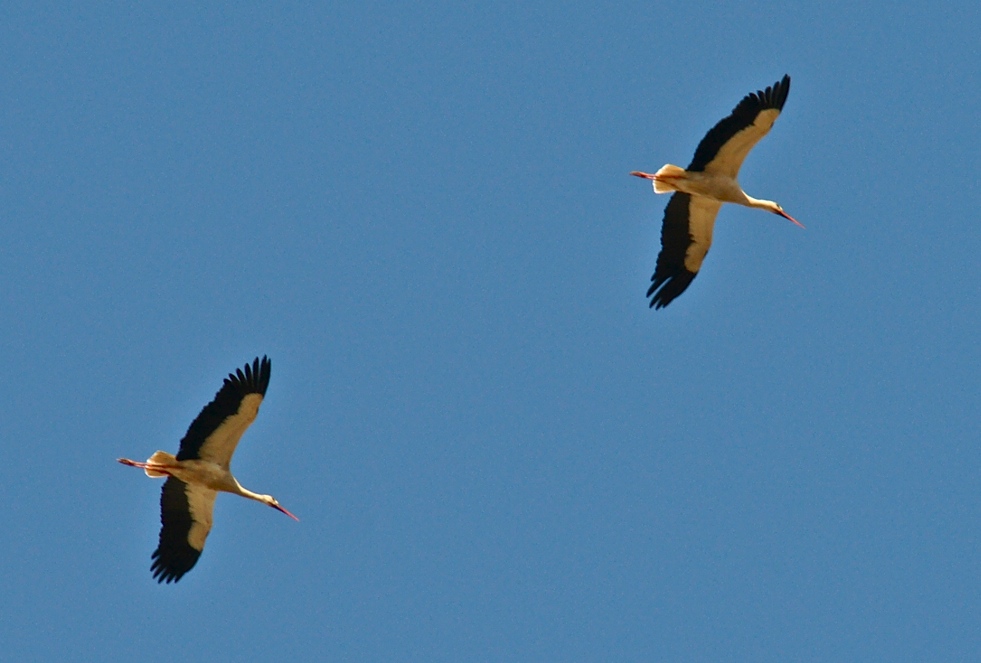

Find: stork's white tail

[144,451,177,478]
[652,164,686,194]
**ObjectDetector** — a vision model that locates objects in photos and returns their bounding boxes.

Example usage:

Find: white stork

[631,74,803,309]
[118,356,298,583]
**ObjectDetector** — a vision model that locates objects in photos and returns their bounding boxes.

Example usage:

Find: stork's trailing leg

[118,451,178,478]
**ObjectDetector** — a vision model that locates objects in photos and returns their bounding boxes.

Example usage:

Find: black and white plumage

[119,357,298,584]
[631,75,803,309]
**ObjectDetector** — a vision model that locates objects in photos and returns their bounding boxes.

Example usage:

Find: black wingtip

[647,270,697,310]
[227,356,272,396]
[764,74,791,112]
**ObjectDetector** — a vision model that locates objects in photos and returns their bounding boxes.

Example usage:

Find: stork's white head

[260,494,300,521]
[763,201,805,229]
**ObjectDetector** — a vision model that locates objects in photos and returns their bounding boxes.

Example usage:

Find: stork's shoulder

[167,459,236,492]
[669,171,747,204]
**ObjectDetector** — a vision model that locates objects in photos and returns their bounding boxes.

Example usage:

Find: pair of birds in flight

[120,76,800,583]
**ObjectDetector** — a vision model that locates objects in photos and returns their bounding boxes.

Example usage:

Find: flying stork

[118,356,298,583]
[631,74,803,309]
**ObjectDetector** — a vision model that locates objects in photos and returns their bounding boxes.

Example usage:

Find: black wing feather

[687,75,790,172]
[151,478,202,584]
[175,356,271,462]
[648,193,699,310]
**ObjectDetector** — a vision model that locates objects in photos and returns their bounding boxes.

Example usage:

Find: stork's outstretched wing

[648,193,722,309]
[151,478,217,584]
[175,356,271,468]
[687,75,790,177]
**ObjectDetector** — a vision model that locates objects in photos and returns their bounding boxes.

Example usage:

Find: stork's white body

[130,452,271,499]
[652,167,765,206]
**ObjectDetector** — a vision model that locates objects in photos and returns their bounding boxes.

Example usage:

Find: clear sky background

[2,2,979,661]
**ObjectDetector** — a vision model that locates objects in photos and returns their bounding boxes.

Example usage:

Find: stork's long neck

[743,193,805,228]
[232,479,299,520]
[742,193,776,211]
[231,477,266,503]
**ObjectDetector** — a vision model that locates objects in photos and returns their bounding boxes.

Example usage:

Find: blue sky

[2,2,980,660]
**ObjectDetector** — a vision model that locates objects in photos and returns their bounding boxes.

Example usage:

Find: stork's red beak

[777,209,805,229]
[272,503,300,521]
[630,171,655,179]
